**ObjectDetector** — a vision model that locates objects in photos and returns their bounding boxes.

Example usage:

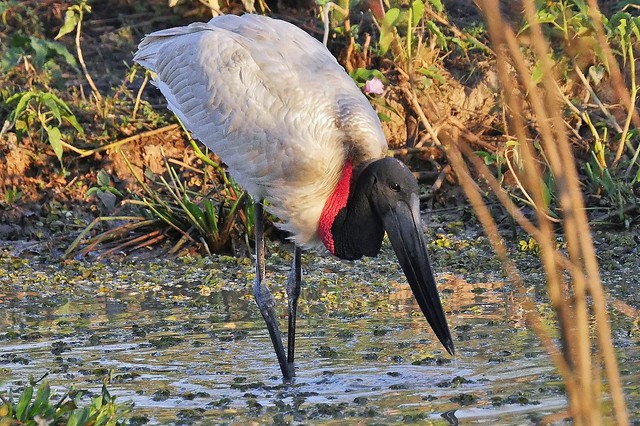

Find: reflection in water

[1,255,637,424]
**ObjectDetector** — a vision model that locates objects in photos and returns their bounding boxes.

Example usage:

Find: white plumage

[134,14,387,250]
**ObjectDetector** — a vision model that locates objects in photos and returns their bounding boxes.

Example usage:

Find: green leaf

[97,170,111,187]
[475,151,496,165]
[5,92,26,105]
[29,37,49,69]
[64,113,84,134]
[46,126,64,163]
[377,112,391,122]
[56,9,79,40]
[67,407,91,426]
[425,20,447,48]
[601,168,617,196]
[349,67,385,84]
[8,92,36,122]
[184,200,207,230]
[531,58,544,85]
[46,40,78,69]
[535,10,558,25]
[540,178,551,208]
[41,94,63,124]
[380,8,401,55]
[92,394,104,410]
[16,386,33,421]
[428,0,443,12]
[29,37,77,69]
[94,408,113,426]
[203,198,219,235]
[102,382,111,401]
[417,66,446,84]
[617,18,629,65]
[631,17,640,39]
[584,162,595,182]
[28,382,51,418]
[48,92,74,114]
[450,36,467,50]
[107,187,123,197]
[15,119,28,132]
[411,0,424,27]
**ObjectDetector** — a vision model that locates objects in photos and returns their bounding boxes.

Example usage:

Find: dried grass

[445,0,630,423]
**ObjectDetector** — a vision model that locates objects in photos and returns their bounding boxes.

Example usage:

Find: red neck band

[318,160,353,254]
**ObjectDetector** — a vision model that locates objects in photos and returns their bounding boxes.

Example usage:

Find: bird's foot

[282,362,295,383]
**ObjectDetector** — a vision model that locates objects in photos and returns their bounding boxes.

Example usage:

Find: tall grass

[445,0,630,423]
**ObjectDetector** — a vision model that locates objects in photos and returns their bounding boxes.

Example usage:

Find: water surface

[1,241,637,424]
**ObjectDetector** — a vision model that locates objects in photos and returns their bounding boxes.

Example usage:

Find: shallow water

[0,242,638,424]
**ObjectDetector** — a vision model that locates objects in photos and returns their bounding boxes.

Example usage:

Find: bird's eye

[390,182,401,192]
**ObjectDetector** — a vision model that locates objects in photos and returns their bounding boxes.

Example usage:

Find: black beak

[382,194,455,355]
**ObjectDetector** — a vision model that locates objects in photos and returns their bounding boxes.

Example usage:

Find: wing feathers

[134,14,387,248]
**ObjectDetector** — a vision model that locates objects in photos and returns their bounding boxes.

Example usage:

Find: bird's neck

[318,160,353,254]
[318,160,385,260]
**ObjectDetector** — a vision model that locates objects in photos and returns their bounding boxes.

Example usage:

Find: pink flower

[363,78,384,95]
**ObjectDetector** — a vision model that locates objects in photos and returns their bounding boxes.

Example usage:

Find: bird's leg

[253,201,294,380]
[286,245,302,365]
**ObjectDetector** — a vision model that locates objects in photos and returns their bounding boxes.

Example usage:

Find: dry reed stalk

[448,1,630,423]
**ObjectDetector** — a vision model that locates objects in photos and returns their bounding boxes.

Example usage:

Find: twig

[198,0,222,16]
[400,86,442,146]
[445,133,575,398]
[63,216,149,258]
[609,298,640,321]
[503,146,560,223]
[0,120,10,138]
[619,43,639,172]
[77,124,180,158]
[431,163,451,192]
[132,72,149,120]
[586,0,640,136]
[573,65,622,133]
[413,170,441,182]
[167,158,205,175]
[423,7,494,56]
[98,229,164,258]
[591,203,638,224]
[322,2,347,47]
[75,11,102,103]
[553,79,600,147]
[388,146,434,156]
[449,118,502,152]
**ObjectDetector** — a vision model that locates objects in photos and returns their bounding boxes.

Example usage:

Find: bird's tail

[133,23,213,72]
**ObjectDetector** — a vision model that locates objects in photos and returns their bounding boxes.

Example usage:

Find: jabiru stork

[134,14,454,380]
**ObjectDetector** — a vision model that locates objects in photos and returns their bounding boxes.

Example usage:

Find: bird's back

[134,14,387,249]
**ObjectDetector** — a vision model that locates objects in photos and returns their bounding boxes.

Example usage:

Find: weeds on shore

[0,377,130,425]
[475,0,640,224]
[65,144,252,258]
[2,0,638,252]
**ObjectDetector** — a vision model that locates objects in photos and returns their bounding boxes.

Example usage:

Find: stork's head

[322,157,455,356]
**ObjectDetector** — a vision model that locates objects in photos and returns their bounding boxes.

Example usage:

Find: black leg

[252,201,293,380]
[287,245,302,365]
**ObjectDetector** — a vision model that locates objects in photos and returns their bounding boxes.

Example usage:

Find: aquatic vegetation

[0,380,130,426]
